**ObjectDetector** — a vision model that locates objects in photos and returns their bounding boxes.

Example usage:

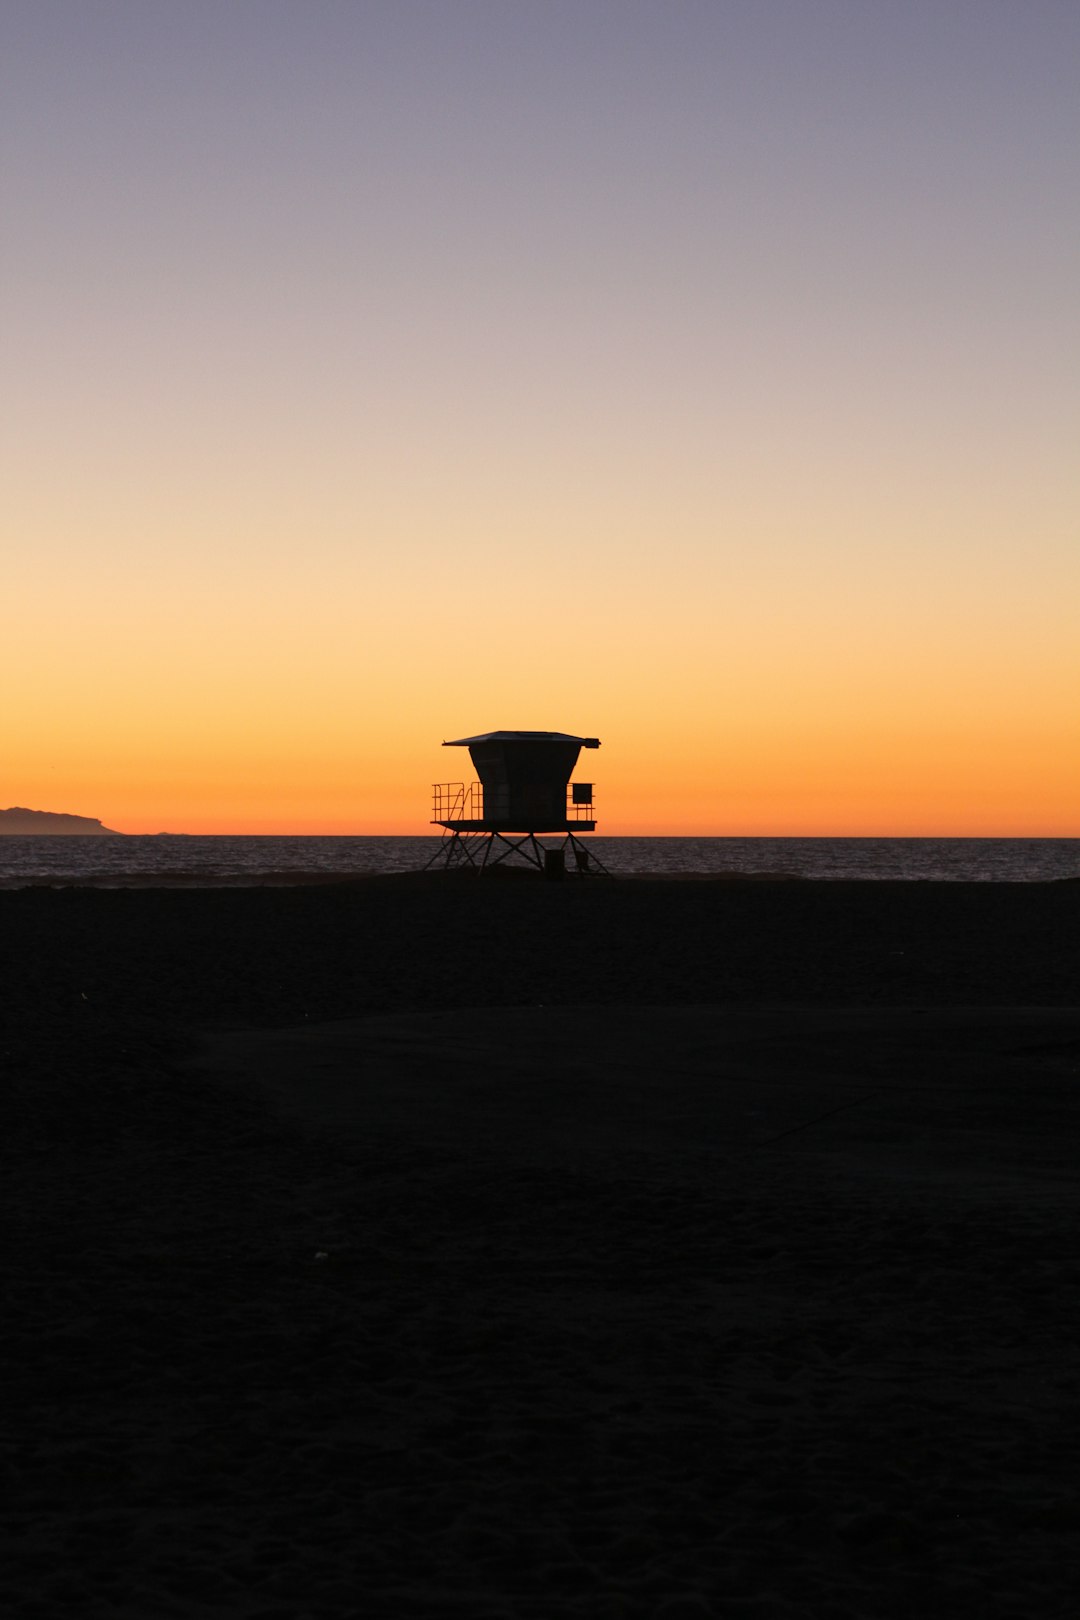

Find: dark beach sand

[3,876,1080,1618]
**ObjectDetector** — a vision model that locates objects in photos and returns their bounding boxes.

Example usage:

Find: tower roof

[443,730,600,748]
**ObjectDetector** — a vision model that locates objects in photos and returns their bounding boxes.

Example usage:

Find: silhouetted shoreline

[0,805,119,835]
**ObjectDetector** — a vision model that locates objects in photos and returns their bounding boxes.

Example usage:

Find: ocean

[0,835,1076,887]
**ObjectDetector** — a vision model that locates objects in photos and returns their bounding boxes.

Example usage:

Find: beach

[4,876,1080,1617]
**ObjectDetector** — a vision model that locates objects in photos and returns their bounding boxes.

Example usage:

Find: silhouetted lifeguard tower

[425,730,610,875]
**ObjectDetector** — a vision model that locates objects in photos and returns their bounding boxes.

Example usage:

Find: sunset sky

[4,1,1078,835]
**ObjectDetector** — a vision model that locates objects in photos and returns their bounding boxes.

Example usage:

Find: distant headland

[0,807,121,836]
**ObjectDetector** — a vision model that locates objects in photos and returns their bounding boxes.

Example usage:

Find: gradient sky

[4,1,1077,834]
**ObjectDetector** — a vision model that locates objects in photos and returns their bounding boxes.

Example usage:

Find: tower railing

[565,790,595,822]
[432,781,595,825]
[432,781,483,822]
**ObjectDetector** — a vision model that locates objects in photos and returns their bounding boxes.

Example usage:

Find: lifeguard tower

[425,729,610,875]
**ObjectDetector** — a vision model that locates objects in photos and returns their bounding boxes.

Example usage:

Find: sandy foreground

[3,876,1080,1618]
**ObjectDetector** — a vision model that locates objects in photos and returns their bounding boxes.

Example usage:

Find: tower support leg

[562,832,613,876]
[425,829,612,876]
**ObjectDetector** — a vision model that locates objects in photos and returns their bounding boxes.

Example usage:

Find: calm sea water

[0,835,1076,887]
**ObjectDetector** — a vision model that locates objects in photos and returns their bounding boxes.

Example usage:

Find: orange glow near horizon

[6,520,1076,835]
[7,714,1077,839]
[5,476,1078,835]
